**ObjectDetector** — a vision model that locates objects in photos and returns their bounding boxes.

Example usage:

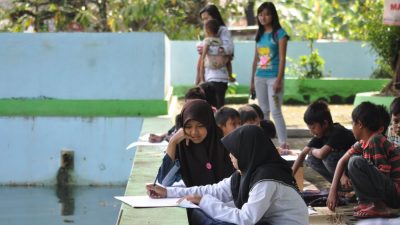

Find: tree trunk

[98,0,110,31]
[245,0,256,26]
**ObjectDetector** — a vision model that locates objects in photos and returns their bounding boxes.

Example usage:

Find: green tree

[269,0,372,40]
[118,0,207,39]
[0,0,239,40]
[360,0,400,93]
[118,0,238,39]
[3,0,86,32]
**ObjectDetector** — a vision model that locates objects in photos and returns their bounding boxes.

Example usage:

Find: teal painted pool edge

[0,99,168,116]
[353,92,396,110]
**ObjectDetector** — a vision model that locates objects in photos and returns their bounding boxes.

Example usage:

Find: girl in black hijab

[225,124,297,209]
[148,125,308,225]
[157,99,234,187]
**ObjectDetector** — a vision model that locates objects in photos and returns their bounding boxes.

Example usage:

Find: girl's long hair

[255,2,281,43]
[199,4,226,26]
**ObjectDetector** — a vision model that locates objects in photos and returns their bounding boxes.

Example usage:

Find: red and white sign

[384,0,400,25]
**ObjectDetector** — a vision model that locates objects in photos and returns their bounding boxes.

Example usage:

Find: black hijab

[176,99,234,187]
[221,125,299,209]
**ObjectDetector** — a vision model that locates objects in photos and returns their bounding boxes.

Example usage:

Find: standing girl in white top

[196,4,234,109]
[250,2,289,148]
[147,125,308,225]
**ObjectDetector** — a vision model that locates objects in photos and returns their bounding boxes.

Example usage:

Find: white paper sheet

[115,196,199,208]
[308,207,318,215]
[282,155,298,162]
[126,133,169,150]
[125,140,168,150]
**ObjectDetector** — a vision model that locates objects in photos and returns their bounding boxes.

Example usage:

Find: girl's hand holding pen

[145,184,167,198]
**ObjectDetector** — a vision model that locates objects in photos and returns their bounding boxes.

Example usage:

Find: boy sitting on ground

[238,105,260,126]
[388,97,400,146]
[292,100,355,187]
[248,103,288,155]
[248,103,277,139]
[327,102,400,218]
[214,106,241,136]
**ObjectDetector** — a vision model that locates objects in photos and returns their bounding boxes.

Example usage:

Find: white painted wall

[170,40,378,85]
[0,33,168,99]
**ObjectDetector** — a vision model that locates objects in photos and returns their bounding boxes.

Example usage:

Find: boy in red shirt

[327,102,400,218]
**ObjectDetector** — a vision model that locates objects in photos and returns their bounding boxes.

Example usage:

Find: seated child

[214,106,241,136]
[378,104,391,135]
[248,103,265,120]
[387,97,400,146]
[249,103,278,143]
[156,100,234,187]
[260,120,277,139]
[327,102,400,218]
[292,100,355,187]
[147,125,308,225]
[149,86,207,143]
[238,105,260,126]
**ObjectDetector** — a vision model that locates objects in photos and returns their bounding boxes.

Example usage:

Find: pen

[153,174,158,187]
[151,173,158,196]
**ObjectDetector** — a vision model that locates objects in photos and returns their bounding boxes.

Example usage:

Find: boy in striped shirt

[388,97,400,146]
[326,102,400,218]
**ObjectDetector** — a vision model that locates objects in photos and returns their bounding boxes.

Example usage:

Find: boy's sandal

[353,203,373,212]
[353,207,393,218]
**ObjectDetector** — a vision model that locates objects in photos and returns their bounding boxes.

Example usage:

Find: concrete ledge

[353,91,395,110]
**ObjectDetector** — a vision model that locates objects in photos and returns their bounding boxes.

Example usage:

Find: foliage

[287,40,325,79]
[118,0,206,39]
[269,0,374,41]
[298,50,325,79]
[0,0,389,42]
[0,0,239,40]
[370,59,393,79]
[0,0,110,32]
[227,73,238,94]
[362,0,400,77]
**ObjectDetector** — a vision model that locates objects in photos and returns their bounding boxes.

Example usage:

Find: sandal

[353,203,373,212]
[353,206,393,218]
